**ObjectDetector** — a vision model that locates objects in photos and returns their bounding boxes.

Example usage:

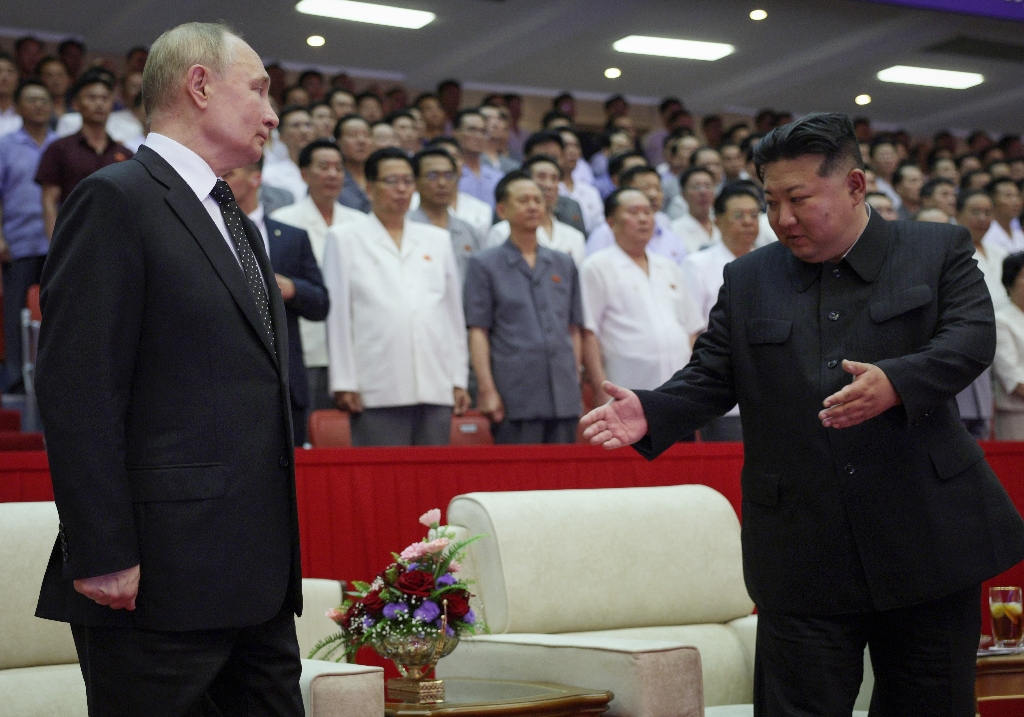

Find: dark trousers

[350,404,452,446]
[291,407,307,447]
[754,584,981,717]
[71,605,303,717]
[2,255,45,392]
[492,417,578,444]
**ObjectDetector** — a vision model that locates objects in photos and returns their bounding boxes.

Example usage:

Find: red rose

[395,570,435,597]
[441,591,471,620]
[361,590,386,617]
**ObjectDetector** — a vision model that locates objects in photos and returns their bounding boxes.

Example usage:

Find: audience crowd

[2,35,1024,445]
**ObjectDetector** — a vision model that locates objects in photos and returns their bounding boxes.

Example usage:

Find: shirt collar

[143,133,218,205]
[248,204,265,226]
[15,126,55,146]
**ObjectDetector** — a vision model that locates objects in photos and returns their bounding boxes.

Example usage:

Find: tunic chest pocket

[870,285,932,323]
[747,318,792,344]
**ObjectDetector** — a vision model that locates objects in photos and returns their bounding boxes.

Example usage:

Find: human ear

[185,65,212,110]
[847,168,867,202]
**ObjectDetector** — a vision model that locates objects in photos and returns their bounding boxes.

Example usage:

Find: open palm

[580,382,649,449]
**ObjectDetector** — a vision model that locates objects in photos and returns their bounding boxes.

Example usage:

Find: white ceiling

[6,0,1024,135]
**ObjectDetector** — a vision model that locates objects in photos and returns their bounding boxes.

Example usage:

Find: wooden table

[385,678,612,717]
[976,652,1024,711]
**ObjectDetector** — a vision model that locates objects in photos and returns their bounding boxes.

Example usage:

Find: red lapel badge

[423,254,432,261]
[551,274,562,283]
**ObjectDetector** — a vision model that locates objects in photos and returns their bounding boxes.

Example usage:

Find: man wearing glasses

[454,108,502,209]
[322,147,469,446]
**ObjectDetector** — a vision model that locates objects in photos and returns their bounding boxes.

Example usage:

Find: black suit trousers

[71,605,303,717]
[753,584,981,717]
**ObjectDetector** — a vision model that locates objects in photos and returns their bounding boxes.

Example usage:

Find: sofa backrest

[0,501,79,670]
[447,485,754,634]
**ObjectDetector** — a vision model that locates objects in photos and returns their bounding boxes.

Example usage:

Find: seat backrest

[308,410,351,448]
[26,285,41,322]
[448,485,753,634]
[0,502,79,670]
[449,413,493,446]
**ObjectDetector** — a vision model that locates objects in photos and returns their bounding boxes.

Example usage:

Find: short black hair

[986,176,1019,197]
[15,36,42,53]
[386,109,414,124]
[278,104,311,128]
[604,187,649,219]
[667,109,691,126]
[523,153,563,179]
[411,147,456,177]
[328,88,355,104]
[125,45,148,60]
[298,138,341,169]
[425,135,460,152]
[333,113,369,140]
[13,79,48,104]
[659,97,682,115]
[960,169,990,191]
[437,79,461,93]
[927,151,955,172]
[714,180,763,217]
[541,110,571,128]
[868,135,897,157]
[298,69,324,84]
[1002,252,1024,293]
[724,122,750,142]
[495,169,535,205]
[608,151,648,181]
[957,154,981,171]
[702,114,723,128]
[365,147,412,182]
[355,91,382,106]
[35,56,66,76]
[955,188,989,214]
[453,108,483,131]
[557,127,581,144]
[310,100,333,112]
[524,130,564,157]
[604,94,626,111]
[58,39,85,54]
[920,177,954,199]
[0,52,13,66]
[552,92,574,108]
[281,85,310,104]
[71,68,113,98]
[689,146,720,167]
[618,164,659,189]
[892,161,921,187]
[679,165,716,189]
[414,92,440,108]
[752,112,863,182]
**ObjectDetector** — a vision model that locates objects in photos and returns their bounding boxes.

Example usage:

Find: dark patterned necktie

[208,179,275,347]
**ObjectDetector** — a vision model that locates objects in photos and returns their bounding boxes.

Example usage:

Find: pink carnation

[419,509,442,527]
[448,560,462,573]
[400,542,430,560]
[424,538,450,554]
[326,607,345,624]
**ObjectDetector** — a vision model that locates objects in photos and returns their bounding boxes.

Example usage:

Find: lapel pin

[274,229,281,236]
[423,254,432,261]
[551,274,562,283]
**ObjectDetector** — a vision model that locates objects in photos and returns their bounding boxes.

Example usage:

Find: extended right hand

[334,391,363,413]
[580,381,648,450]
[73,564,140,610]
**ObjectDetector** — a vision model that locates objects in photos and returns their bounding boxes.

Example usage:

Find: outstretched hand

[819,360,901,429]
[580,381,649,449]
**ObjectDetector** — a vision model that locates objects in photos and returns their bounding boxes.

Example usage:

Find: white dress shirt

[0,105,21,138]
[322,213,468,408]
[586,213,688,265]
[485,218,586,269]
[270,195,365,368]
[247,204,271,256]
[560,179,605,234]
[571,157,596,188]
[261,158,307,203]
[106,109,146,153]
[582,244,704,390]
[976,244,1010,313]
[671,212,722,254]
[994,302,1024,414]
[983,219,1024,255]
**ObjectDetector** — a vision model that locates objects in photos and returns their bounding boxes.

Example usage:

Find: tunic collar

[786,205,888,292]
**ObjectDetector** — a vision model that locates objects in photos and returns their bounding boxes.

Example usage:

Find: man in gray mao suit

[581,113,1024,716]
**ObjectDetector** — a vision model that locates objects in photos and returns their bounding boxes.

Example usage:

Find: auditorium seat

[0,410,21,432]
[308,409,352,447]
[450,411,493,445]
[0,432,44,451]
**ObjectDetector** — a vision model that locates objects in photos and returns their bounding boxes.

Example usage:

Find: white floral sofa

[0,501,383,717]
[438,485,871,717]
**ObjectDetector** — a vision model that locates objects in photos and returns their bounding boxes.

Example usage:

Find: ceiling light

[855,94,871,105]
[604,67,622,79]
[612,35,735,62]
[295,0,435,29]
[876,65,983,89]
[749,9,768,21]
[307,35,326,47]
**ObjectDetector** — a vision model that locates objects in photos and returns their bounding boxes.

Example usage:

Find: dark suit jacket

[266,217,329,411]
[35,146,303,631]
[554,195,586,235]
[635,209,1024,615]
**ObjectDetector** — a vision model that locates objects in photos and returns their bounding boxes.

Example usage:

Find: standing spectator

[330,72,355,92]
[298,70,325,102]
[281,85,311,108]
[581,188,703,408]
[719,142,748,181]
[504,93,528,158]
[385,86,409,113]
[690,146,725,188]
[671,166,721,253]
[408,147,485,283]
[701,114,724,148]
[310,101,336,140]
[920,177,956,220]
[865,192,898,221]
[415,92,446,143]
[523,130,586,234]
[0,53,22,137]
[36,57,71,124]
[0,80,56,391]
[929,155,960,186]
[437,79,461,128]
[994,252,1024,439]
[124,46,148,74]
[105,72,146,151]
[224,157,329,446]
[260,105,313,203]
[455,108,502,209]
[591,129,637,199]
[54,67,116,138]
[328,88,356,119]
[643,97,683,166]
[271,139,364,410]
[464,171,583,444]
[323,147,469,446]
[370,121,399,150]
[982,177,1024,253]
[57,39,85,79]
[480,105,519,173]
[558,128,604,234]
[893,162,924,221]
[869,136,901,208]
[662,132,700,219]
[387,109,420,156]
[424,136,493,236]
[335,114,373,213]
[36,71,131,239]
[356,91,384,124]
[14,37,43,79]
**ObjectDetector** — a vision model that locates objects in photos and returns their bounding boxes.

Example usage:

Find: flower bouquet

[310,508,486,701]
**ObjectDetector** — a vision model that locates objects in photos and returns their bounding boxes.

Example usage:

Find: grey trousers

[350,404,452,446]
[492,418,578,445]
[305,367,335,411]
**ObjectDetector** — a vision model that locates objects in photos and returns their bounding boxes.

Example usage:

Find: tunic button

[832,268,841,278]
[827,359,838,368]
[828,311,840,321]
[844,463,855,475]
[279,456,290,468]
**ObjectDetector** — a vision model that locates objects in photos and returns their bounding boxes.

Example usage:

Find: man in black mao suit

[582,114,1024,716]
[34,23,303,717]
[225,159,330,446]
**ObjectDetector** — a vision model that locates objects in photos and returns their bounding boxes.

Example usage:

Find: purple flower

[463,610,476,625]
[434,620,456,636]
[406,563,419,571]
[362,616,375,629]
[383,603,408,619]
[414,600,441,622]
[436,574,456,586]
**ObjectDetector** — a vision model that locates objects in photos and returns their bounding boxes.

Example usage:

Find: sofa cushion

[0,663,87,717]
[436,634,703,717]
[447,485,753,634]
[0,502,79,670]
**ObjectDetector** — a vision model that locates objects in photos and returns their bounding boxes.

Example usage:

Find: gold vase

[374,631,459,703]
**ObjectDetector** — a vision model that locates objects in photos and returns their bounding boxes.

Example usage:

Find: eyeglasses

[377,175,415,188]
[727,210,760,221]
[423,171,457,183]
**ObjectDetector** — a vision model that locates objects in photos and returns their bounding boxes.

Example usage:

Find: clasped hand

[819,360,901,428]
[73,564,140,610]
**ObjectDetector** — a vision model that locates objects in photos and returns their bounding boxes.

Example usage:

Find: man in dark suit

[34,23,303,717]
[582,113,1024,716]
[225,158,330,446]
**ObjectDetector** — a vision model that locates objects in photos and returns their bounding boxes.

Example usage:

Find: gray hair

[142,22,239,119]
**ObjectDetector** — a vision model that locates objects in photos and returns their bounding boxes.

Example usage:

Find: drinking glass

[989,586,1023,648]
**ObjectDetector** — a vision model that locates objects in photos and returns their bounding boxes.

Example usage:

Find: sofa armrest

[300,659,384,717]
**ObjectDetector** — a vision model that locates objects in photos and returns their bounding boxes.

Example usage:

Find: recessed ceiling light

[876,65,983,89]
[612,35,735,62]
[604,67,622,79]
[295,0,435,29]
[855,94,871,105]
[307,35,326,47]
[749,9,768,21]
